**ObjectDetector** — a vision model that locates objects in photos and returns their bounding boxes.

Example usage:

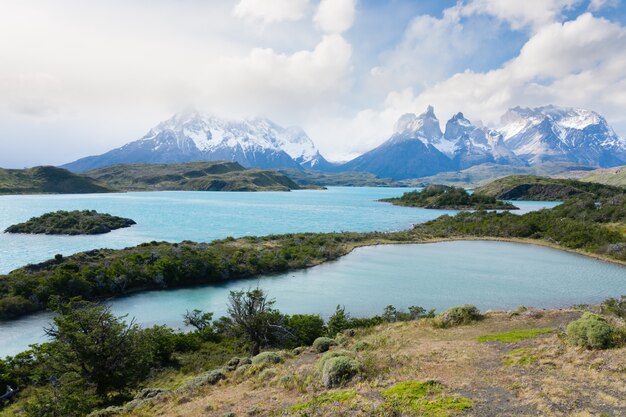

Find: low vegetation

[380,185,518,210]
[82,161,308,192]
[0,166,113,195]
[417,193,626,261]
[4,210,136,235]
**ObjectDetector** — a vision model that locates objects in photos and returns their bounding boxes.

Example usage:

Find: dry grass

[118,310,625,417]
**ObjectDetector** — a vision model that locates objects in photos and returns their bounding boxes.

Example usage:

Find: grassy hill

[0,166,114,195]
[414,162,593,188]
[580,165,626,187]
[475,175,626,201]
[277,169,402,187]
[83,161,307,192]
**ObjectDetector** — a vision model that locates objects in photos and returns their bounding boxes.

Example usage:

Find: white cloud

[317,12,626,161]
[200,35,353,118]
[460,0,582,31]
[233,0,310,25]
[588,0,620,11]
[314,0,356,34]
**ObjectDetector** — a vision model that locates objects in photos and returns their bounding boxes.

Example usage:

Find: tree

[327,305,350,336]
[183,309,216,340]
[287,314,326,346]
[226,288,285,355]
[42,299,152,396]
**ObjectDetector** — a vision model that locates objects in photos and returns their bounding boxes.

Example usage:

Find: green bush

[0,295,38,320]
[317,351,353,371]
[321,356,360,388]
[251,351,282,365]
[186,368,226,388]
[601,295,626,319]
[313,337,337,353]
[432,305,483,328]
[353,340,370,352]
[566,313,615,349]
[287,314,326,346]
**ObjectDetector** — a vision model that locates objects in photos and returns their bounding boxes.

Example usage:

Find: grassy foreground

[54,308,624,417]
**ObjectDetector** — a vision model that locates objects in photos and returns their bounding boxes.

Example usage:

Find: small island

[380,185,518,210]
[4,210,136,235]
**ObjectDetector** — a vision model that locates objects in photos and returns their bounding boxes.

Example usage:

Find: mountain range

[62,106,626,180]
[63,111,332,173]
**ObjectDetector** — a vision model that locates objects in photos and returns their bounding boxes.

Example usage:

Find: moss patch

[381,380,473,416]
[477,327,555,343]
[503,348,538,366]
[288,389,357,412]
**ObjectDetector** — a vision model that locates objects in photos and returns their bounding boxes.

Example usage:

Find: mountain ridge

[61,105,626,181]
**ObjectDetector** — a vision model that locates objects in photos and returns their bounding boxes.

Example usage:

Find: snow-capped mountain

[444,112,522,169]
[500,105,626,167]
[340,107,454,180]
[340,105,626,180]
[62,111,330,172]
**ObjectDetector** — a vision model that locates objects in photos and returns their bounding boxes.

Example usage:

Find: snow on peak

[144,111,323,165]
[393,106,442,141]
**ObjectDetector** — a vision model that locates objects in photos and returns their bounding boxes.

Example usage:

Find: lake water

[1,240,625,357]
[0,188,556,274]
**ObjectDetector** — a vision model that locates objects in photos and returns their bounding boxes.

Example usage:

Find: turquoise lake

[1,240,625,357]
[0,187,555,274]
[3,187,622,358]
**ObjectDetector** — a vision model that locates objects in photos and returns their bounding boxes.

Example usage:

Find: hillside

[4,210,136,235]
[87,308,625,417]
[414,162,592,188]
[580,165,626,187]
[475,175,626,201]
[276,169,402,187]
[0,166,114,195]
[82,161,306,192]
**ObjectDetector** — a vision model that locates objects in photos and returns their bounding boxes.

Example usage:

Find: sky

[1,0,626,167]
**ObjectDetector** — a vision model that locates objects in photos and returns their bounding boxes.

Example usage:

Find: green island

[380,185,518,210]
[474,175,626,201]
[4,210,136,236]
[82,161,315,192]
[0,166,113,195]
[1,175,625,417]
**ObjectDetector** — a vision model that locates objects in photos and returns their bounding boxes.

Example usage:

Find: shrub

[186,368,225,388]
[433,305,483,328]
[0,296,38,320]
[258,367,278,381]
[353,340,370,352]
[321,356,360,388]
[317,351,353,371]
[251,351,282,365]
[313,337,337,353]
[601,295,626,319]
[566,313,615,349]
